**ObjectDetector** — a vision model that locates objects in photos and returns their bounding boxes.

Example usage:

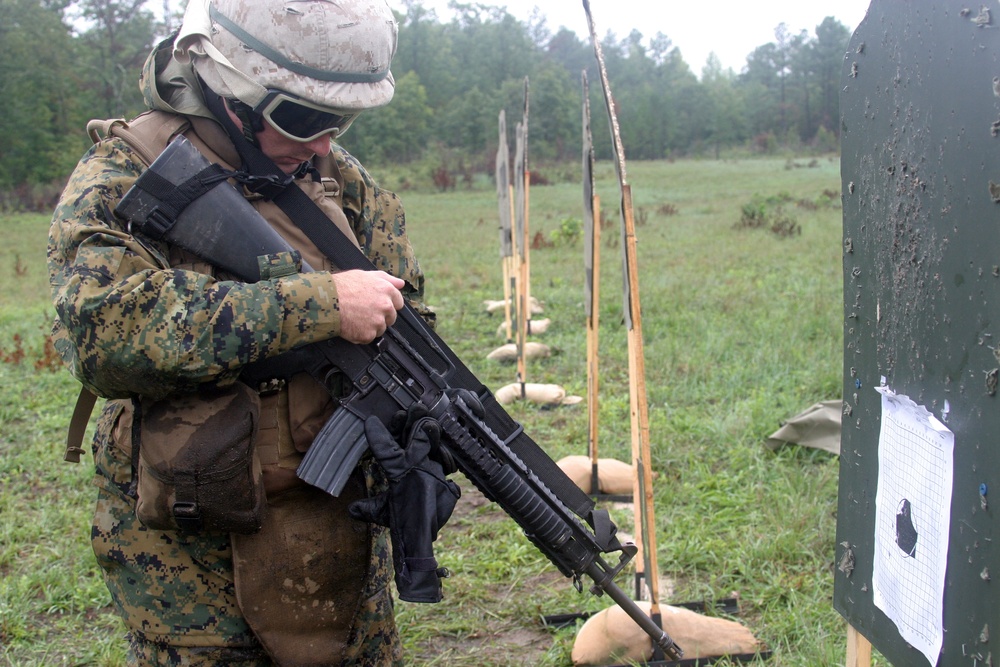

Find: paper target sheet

[872,386,954,667]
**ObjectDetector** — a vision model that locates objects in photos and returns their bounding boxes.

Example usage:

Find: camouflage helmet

[175,0,397,115]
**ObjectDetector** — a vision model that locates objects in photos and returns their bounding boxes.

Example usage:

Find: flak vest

[83,109,361,495]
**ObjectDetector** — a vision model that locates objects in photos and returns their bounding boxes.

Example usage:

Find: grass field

[0,155,874,666]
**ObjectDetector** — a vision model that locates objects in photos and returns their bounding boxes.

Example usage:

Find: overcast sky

[387,0,874,74]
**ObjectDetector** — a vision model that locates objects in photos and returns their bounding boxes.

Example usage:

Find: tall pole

[496,110,514,343]
[513,119,528,394]
[582,70,602,496]
[583,0,663,631]
[521,78,532,339]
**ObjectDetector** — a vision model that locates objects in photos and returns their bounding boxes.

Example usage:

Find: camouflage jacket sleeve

[333,144,436,329]
[48,138,348,400]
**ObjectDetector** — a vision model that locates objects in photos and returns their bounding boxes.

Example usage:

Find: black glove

[387,402,457,475]
[348,410,461,603]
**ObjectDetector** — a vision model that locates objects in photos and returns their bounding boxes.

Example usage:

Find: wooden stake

[519,167,530,390]
[502,259,512,342]
[513,120,528,391]
[583,69,602,493]
[587,194,601,493]
[496,110,514,343]
[846,624,872,667]
[523,165,532,334]
[521,77,533,340]
[503,186,515,343]
[583,0,661,618]
[622,184,660,613]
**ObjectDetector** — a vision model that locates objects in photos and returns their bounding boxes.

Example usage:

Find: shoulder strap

[86,112,191,166]
[201,90,365,270]
[268,185,598,518]
[66,112,192,463]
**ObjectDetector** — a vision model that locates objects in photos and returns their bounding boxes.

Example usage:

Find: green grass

[0,156,881,666]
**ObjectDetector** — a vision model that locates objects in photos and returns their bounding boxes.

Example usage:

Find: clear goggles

[253,90,358,142]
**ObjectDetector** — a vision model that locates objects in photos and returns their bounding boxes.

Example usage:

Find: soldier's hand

[333,270,405,343]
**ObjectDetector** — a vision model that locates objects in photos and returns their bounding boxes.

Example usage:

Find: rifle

[116,135,683,660]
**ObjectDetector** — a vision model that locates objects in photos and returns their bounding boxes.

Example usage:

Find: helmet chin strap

[201,79,304,201]
[228,98,266,145]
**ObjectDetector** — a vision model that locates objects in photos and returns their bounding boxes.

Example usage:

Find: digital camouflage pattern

[48,133,344,400]
[49,19,420,665]
[47,132,430,401]
[91,428,400,665]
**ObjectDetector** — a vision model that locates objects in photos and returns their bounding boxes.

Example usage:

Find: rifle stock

[117,136,683,659]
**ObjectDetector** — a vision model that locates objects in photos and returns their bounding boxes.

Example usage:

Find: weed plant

[0,156,881,665]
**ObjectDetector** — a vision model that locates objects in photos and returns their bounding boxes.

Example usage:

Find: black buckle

[172,501,203,532]
[240,173,293,201]
[141,206,175,240]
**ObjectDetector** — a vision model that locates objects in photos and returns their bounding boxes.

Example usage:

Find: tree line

[0,0,853,207]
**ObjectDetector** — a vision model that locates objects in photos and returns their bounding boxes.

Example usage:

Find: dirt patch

[404,483,575,665]
[409,624,557,666]
[411,479,685,665]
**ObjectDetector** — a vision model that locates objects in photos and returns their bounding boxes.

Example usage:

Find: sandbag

[486,341,550,363]
[556,455,633,495]
[483,296,544,314]
[494,382,582,407]
[571,601,761,666]
[496,317,551,337]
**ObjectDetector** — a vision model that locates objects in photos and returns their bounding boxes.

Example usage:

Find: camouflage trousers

[90,402,403,666]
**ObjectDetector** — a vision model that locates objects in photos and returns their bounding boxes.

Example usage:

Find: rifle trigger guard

[321,366,343,394]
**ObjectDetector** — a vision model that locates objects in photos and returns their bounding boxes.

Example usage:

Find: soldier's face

[256,120,334,174]
[224,101,333,174]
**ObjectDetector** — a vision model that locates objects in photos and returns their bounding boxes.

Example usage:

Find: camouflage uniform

[48,33,427,666]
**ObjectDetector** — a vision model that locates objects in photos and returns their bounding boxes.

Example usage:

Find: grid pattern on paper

[872,396,952,657]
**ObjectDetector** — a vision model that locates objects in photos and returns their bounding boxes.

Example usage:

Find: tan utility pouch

[134,381,265,534]
[232,475,371,664]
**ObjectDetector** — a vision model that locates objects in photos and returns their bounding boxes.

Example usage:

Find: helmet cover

[176,0,397,112]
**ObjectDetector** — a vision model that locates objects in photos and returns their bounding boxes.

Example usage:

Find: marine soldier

[47,0,431,663]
